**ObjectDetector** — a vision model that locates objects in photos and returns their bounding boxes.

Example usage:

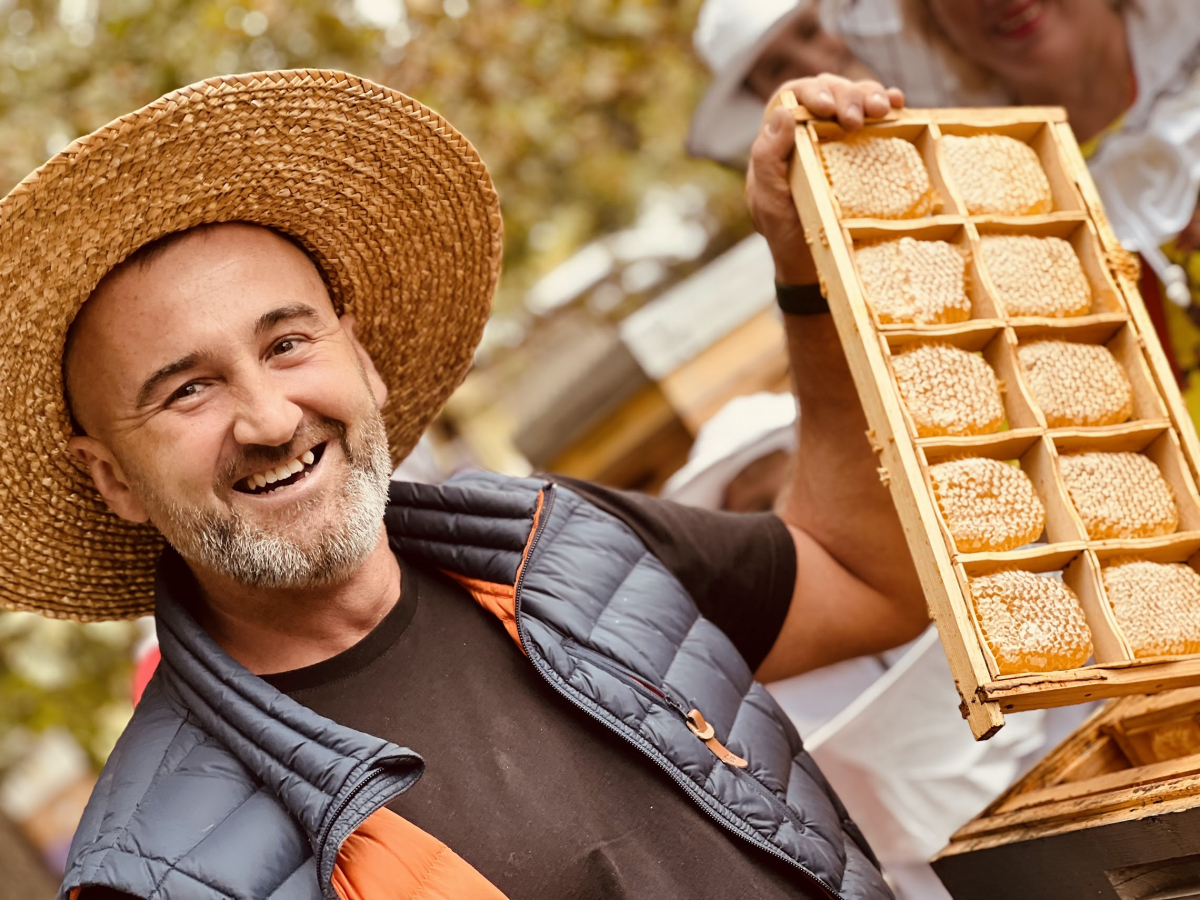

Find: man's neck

[1008,10,1132,144]
[190,525,402,675]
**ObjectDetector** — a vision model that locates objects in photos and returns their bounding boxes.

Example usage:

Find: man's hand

[746,75,925,682]
[746,75,904,285]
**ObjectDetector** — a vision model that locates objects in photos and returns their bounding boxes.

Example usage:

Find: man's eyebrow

[134,305,325,409]
[255,303,324,336]
[135,352,207,408]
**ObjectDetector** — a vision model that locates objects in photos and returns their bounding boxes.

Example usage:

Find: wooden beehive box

[783,98,1200,740]
[933,688,1200,899]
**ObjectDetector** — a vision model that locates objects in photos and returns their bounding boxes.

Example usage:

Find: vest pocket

[561,640,748,768]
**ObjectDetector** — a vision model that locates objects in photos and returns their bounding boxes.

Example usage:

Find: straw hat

[0,70,502,621]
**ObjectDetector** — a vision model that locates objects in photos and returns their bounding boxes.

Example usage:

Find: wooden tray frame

[932,688,1200,899]
[782,98,1200,739]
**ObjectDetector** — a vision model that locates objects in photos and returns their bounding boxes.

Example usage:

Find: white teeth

[246,450,315,492]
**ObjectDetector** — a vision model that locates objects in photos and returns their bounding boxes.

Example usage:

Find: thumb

[765,106,793,147]
[752,106,796,182]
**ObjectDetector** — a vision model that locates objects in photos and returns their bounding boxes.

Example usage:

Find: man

[0,70,919,899]
[688,0,1006,167]
[688,0,874,165]
[661,392,798,513]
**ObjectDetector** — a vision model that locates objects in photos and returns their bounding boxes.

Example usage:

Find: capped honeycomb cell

[941,134,1053,216]
[971,569,1093,674]
[979,234,1091,318]
[856,237,971,325]
[1102,558,1200,658]
[821,135,938,219]
[1017,340,1133,428]
[1058,452,1178,540]
[891,343,1005,438]
[929,457,1045,552]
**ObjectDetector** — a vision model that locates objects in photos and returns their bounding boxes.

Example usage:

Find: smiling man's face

[65,223,393,589]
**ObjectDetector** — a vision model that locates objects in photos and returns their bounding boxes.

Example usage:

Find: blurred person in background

[688,0,876,166]
[688,0,1006,167]
[661,392,798,512]
[693,0,1200,426]
[878,0,1200,423]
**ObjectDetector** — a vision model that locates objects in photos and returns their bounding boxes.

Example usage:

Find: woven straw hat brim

[0,70,502,621]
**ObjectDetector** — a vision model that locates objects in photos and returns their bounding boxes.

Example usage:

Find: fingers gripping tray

[783,98,1200,739]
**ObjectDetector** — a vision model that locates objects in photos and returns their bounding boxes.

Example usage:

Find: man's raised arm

[747,75,929,682]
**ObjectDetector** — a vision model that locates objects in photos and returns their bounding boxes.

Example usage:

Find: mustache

[216,418,348,489]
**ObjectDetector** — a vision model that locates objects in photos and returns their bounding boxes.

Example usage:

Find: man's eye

[272,338,300,356]
[166,382,202,406]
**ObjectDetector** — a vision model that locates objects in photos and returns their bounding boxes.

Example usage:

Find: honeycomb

[971,569,1093,674]
[979,234,1092,318]
[1102,558,1200,658]
[821,135,938,219]
[1017,340,1134,427]
[929,457,1045,552]
[856,237,971,325]
[941,134,1054,216]
[891,343,1005,437]
[1058,452,1178,539]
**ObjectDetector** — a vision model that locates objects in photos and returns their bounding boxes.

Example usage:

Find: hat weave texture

[0,70,502,620]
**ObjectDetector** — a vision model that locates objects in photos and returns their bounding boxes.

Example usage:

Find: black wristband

[775,282,829,316]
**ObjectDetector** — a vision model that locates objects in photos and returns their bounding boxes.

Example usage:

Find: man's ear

[68,436,151,524]
[339,314,388,408]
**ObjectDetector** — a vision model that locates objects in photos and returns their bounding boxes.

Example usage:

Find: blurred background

[0,1,770,891]
[6,1,1200,897]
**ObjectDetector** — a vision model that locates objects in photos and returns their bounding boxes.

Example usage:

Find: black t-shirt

[87,481,811,900]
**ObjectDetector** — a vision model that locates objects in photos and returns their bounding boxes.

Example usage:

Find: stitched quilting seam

[146,787,260,898]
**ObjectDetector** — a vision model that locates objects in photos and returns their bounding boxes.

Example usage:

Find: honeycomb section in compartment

[979,234,1091,318]
[1058,452,1179,540]
[1102,558,1200,658]
[892,343,1005,437]
[929,457,1045,552]
[821,135,937,219]
[941,134,1053,216]
[971,569,1093,674]
[856,237,971,325]
[1017,340,1133,428]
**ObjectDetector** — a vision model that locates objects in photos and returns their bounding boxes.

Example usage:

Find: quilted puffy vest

[60,473,892,900]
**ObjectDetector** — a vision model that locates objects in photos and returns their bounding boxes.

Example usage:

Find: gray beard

[144,409,392,590]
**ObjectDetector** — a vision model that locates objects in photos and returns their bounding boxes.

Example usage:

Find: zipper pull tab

[686,708,748,768]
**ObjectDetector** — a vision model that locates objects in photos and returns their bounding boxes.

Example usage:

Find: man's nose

[231,370,304,448]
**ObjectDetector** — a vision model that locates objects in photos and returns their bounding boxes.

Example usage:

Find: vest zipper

[561,640,748,767]
[517,486,845,900]
[317,766,389,862]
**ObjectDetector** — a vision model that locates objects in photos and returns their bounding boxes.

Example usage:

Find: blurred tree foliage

[0,0,750,766]
[0,0,750,313]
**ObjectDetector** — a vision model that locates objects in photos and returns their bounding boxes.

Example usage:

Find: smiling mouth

[994,0,1043,36]
[234,442,328,495]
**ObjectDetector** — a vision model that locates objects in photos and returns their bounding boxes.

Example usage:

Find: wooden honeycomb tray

[782,98,1200,739]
